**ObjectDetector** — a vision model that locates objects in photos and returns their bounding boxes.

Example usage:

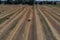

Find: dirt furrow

[43,5,60,16]
[4,6,30,40]
[0,6,25,28]
[38,6,60,40]
[34,6,46,40]
[39,7,60,34]
[0,7,29,40]
[0,6,25,24]
[38,6,60,26]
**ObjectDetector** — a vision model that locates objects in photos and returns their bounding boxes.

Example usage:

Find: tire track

[12,6,33,40]
[34,6,46,40]
[39,6,60,34]
[0,6,30,40]
[37,6,60,40]
[37,6,57,40]
[0,6,25,29]
[0,6,25,24]
[28,6,37,40]
[43,5,60,16]
[41,6,60,21]
[4,6,31,40]
[38,6,60,27]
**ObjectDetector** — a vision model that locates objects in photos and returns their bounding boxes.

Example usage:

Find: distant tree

[0,0,1,4]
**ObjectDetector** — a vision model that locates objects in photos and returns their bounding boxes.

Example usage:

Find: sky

[35,0,60,1]
[1,0,60,1]
[1,0,7,1]
[1,0,16,1]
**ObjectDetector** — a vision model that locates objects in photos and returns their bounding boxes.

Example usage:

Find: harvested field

[0,5,60,40]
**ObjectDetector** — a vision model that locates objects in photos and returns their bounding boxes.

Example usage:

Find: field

[0,4,60,40]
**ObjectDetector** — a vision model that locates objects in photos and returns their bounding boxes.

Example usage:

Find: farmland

[0,5,60,40]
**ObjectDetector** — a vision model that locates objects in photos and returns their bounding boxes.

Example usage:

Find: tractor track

[0,5,60,40]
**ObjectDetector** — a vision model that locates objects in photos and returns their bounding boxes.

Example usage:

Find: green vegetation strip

[0,13,14,24]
